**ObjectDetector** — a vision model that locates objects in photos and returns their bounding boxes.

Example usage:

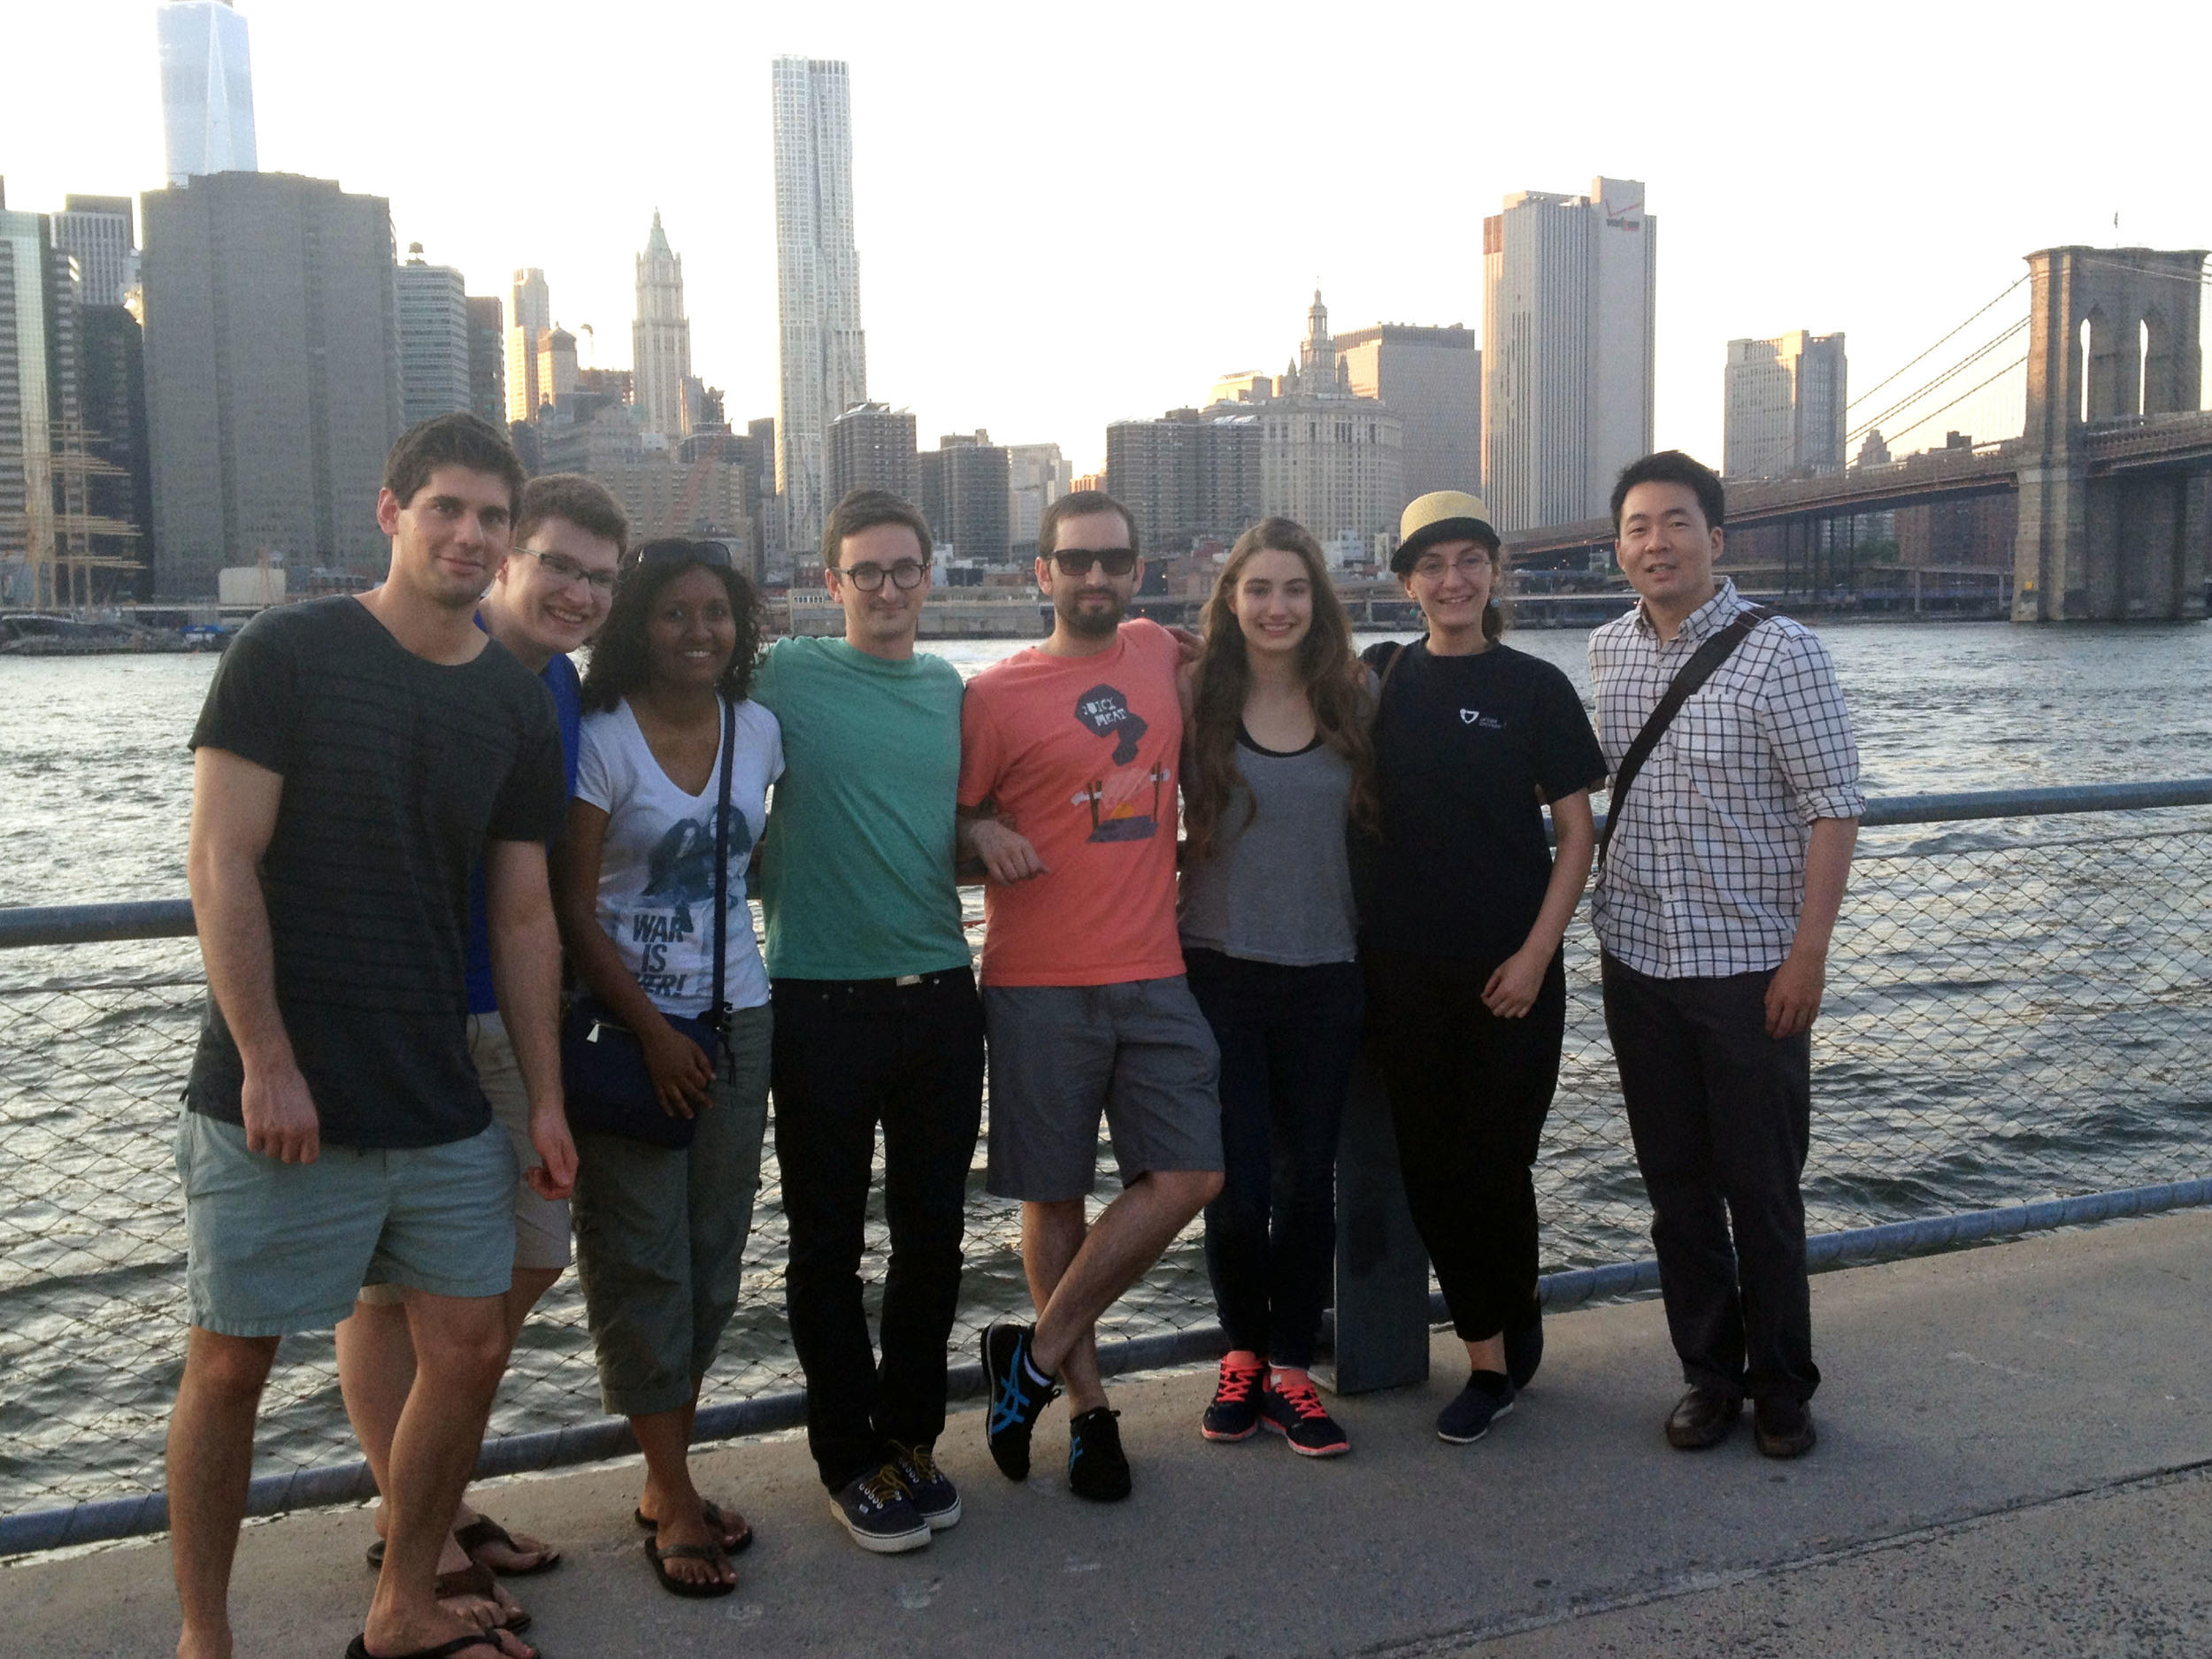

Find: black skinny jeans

[1185,949,1364,1371]
[1365,946,1566,1345]
[771,969,985,1492]
[1600,954,1819,1404]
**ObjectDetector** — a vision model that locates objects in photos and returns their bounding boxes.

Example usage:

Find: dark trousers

[771,969,986,1491]
[1185,949,1364,1371]
[1600,954,1819,1404]
[1365,946,1565,1344]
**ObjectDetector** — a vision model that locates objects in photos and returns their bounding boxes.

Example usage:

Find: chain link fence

[4,797,2209,1532]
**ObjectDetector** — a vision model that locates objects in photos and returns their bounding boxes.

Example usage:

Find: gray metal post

[1322,1050,1431,1394]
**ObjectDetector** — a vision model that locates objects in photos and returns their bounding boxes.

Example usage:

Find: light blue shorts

[176,1110,518,1338]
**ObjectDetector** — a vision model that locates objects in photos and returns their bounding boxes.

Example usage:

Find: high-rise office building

[0,205,82,600]
[1005,442,1072,549]
[506,267,549,423]
[157,2,258,188]
[1481,176,1656,531]
[918,432,1009,561]
[826,401,918,509]
[772,57,866,555]
[50,196,138,308]
[465,295,505,426]
[1723,330,1847,480]
[634,211,692,440]
[538,326,578,409]
[141,171,403,596]
[1105,411,1262,556]
[395,245,471,427]
[75,303,156,595]
[1336,323,1480,503]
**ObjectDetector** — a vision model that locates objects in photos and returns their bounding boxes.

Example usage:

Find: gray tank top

[1179,730,1359,965]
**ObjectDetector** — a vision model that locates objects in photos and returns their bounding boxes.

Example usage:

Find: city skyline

[5,1,2208,481]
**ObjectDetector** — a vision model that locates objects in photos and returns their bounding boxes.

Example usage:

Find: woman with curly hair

[1179,517,1377,1458]
[551,540,780,1597]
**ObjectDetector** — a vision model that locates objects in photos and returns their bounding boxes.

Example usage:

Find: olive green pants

[571,1003,772,1418]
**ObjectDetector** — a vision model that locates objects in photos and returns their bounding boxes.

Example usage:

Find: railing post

[1323,1050,1431,1394]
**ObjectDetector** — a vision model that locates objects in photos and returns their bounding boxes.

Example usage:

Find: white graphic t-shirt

[575,695,783,1017]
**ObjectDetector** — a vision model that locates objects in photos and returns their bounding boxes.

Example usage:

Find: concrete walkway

[7,1210,2209,1657]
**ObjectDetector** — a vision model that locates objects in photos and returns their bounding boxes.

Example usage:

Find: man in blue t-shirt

[336,474,626,1616]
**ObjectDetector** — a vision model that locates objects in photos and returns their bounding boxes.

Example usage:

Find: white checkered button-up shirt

[1588,579,1864,979]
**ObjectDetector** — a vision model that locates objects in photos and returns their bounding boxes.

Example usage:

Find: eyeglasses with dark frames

[514,546,618,592]
[832,558,932,592]
[1049,548,1138,579]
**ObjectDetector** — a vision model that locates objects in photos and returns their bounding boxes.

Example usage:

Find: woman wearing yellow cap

[1360,491,1606,1446]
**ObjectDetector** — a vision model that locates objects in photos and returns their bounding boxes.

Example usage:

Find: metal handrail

[7,779,2209,951]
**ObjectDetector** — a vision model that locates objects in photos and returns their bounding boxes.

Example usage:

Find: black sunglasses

[630,538,734,571]
[1049,548,1137,579]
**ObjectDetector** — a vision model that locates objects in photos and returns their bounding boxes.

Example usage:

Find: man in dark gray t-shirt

[171,412,572,1659]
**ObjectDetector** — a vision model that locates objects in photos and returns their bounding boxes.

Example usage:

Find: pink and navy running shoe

[1260,1370,1351,1457]
[1201,1354,1266,1442]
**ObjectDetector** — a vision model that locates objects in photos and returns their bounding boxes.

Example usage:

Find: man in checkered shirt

[1588,450,1863,1461]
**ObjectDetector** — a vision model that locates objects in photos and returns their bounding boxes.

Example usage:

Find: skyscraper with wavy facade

[772,57,866,556]
[634,212,692,440]
[158,1,258,188]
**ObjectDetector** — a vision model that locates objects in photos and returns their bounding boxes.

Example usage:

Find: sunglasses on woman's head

[631,539,734,570]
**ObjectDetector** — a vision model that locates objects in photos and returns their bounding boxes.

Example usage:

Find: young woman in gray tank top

[1178,518,1378,1459]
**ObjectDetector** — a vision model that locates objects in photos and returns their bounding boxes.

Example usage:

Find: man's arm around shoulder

[188,748,319,1164]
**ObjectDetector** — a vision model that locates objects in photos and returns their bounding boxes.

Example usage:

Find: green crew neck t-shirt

[753,634,972,980]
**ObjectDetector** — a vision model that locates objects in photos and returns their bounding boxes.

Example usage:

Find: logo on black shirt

[1459,708,1505,731]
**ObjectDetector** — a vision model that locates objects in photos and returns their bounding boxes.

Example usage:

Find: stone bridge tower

[2014,245,2208,620]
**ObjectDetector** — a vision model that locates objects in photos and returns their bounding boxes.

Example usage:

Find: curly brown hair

[1182,518,1379,862]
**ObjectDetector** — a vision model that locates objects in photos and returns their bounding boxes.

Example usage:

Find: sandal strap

[651,1541,727,1564]
[451,1516,518,1556]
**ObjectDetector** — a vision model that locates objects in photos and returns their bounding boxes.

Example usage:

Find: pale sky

[6,0,2206,477]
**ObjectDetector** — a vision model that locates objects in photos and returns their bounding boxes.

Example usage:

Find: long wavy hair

[1182,518,1379,862]
[580,546,764,713]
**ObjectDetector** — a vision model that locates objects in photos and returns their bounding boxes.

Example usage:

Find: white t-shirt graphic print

[575,695,782,1018]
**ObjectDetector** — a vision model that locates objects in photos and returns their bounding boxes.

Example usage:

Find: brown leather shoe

[1754,1395,1816,1458]
[1664,1386,1742,1449]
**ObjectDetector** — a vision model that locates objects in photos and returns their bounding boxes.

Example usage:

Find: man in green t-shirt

[753,488,984,1556]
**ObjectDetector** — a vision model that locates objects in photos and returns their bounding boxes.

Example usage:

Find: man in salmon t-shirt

[960,489,1225,1503]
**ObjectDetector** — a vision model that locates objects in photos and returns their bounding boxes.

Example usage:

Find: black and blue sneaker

[1436,1370,1516,1444]
[982,1320,1060,1480]
[1067,1406,1132,1502]
[1506,1314,1544,1390]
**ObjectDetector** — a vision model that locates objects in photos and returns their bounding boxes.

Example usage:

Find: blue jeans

[1184,949,1365,1371]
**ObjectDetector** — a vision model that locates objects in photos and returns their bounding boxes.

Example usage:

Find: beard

[1059,588,1125,638]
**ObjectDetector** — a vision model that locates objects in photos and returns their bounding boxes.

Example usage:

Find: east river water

[4,618,2210,1513]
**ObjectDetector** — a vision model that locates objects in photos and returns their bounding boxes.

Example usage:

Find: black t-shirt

[186,595,566,1148]
[1361,639,1608,965]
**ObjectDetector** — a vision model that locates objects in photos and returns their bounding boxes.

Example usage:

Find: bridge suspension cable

[1847,315,2028,445]
[1877,355,2031,451]
[1847,276,2028,414]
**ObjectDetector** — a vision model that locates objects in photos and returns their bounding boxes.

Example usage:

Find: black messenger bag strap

[710,695,735,1032]
[1596,604,1772,869]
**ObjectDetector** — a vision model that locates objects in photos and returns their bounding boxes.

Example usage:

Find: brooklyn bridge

[1509,243,2212,624]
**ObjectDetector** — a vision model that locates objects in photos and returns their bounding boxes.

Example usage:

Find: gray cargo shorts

[984,975,1223,1202]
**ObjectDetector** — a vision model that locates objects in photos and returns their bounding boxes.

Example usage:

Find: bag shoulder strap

[710,695,735,1023]
[1371,638,1411,704]
[1597,604,1772,868]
